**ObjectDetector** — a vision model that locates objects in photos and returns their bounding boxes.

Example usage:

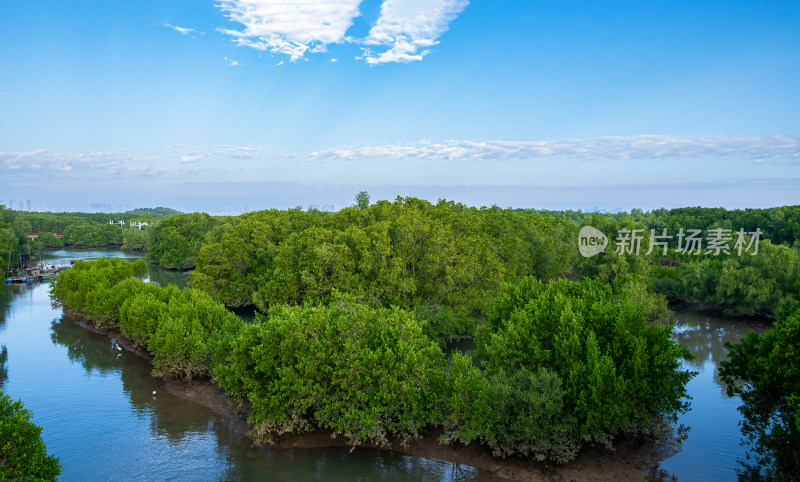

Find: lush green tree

[122,228,147,250]
[213,296,446,447]
[354,190,370,210]
[720,298,800,479]
[126,207,182,215]
[50,257,148,320]
[192,198,577,343]
[483,367,579,462]
[146,213,218,269]
[436,351,496,446]
[118,283,179,348]
[0,206,36,283]
[0,390,61,481]
[50,258,243,382]
[613,273,673,326]
[63,223,123,247]
[35,232,63,248]
[149,288,241,381]
[652,241,800,318]
[474,277,694,458]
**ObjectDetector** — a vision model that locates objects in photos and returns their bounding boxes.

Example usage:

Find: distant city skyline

[1,1,799,211]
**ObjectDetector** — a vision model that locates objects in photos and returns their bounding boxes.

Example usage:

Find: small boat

[5,265,62,283]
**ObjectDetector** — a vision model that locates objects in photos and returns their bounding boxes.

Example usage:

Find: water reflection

[145,266,189,290]
[1,250,490,481]
[656,309,771,481]
[46,312,487,481]
[0,345,7,389]
[671,310,771,395]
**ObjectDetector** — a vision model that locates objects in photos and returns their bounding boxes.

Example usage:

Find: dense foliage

[63,223,123,247]
[50,257,148,325]
[720,296,800,479]
[18,211,165,234]
[191,198,576,342]
[50,257,695,464]
[573,213,674,325]
[13,211,176,250]
[1,206,37,289]
[126,207,183,215]
[0,390,61,481]
[146,212,218,269]
[35,232,64,248]
[570,210,800,319]
[470,278,695,460]
[214,297,445,447]
[650,241,800,318]
[51,257,240,381]
[525,205,800,247]
[122,229,147,250]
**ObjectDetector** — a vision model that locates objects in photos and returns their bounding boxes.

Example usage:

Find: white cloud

[310,134,800,162]
[215,0,468,64]
[169,145,263,163]
[224,56,242,66]
[216,0,362,61]
[361,0,468,65]
[0,150,163,177]
[164,23,195,35]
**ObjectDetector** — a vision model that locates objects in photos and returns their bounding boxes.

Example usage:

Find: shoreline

[64,313,680,481]
[666,300,778,323]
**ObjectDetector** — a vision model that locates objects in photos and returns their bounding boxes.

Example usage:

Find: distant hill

[126,207,183,215]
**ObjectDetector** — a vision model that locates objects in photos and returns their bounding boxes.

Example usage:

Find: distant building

[25,232,64,239]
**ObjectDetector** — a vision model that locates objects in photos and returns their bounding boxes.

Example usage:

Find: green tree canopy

[0,390,61,481]
[146,212,218,269]
[720,292,800,479]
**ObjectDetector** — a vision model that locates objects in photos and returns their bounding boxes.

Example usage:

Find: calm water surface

[1,249,487,481]
[653,309,771,481]
[0,249,772,481]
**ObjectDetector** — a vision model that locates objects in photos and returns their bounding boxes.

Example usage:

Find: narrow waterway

[0,249,772,480]
[1,250,486,481]
[653,309,771,481]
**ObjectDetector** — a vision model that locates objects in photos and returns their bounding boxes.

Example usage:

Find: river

[0,249,770,481]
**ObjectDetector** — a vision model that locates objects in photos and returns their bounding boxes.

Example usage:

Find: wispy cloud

[216,0,362,61]
[216,0,468,64]
[0,150,163,177]
[360,0,468,65]
[224,56,241,66]
[310,134,800,162]
[168,144,263,163]
[164,23,195,35]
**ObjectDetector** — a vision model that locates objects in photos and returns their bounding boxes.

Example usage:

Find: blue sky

[1,0,799,212]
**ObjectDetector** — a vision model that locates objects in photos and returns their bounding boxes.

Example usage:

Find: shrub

[475,277,695,460]
[214,297,446,447]
[720,297,800,479]
[149,289,240,381]
[0,391,61,481]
